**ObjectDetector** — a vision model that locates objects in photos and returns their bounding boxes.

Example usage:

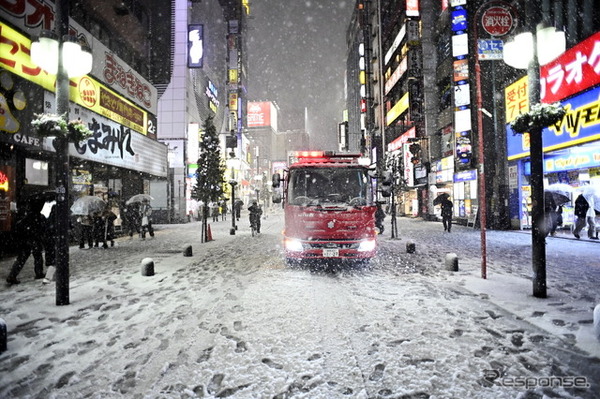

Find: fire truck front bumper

[283,237,376,259]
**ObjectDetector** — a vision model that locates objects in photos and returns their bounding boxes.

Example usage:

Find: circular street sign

[481,5,515,37]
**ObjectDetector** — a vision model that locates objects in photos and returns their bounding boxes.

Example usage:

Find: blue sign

[454,169,477,182]
[506,85,600,160]
[478,39,503,60]
[451,9,467,32]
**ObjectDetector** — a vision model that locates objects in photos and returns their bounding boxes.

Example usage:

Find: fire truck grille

[307,242,359,250]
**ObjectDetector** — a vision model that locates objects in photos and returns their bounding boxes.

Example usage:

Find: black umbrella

[24,191,56,213]
[433,193,450,205]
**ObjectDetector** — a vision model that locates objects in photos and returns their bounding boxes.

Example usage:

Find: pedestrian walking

[6,199,47,285]
[375,202,385,233]
[544,193,558,237]
[78,214,94,249]
[43,203,56,268]
[234,199,243,221]
[139,199,154,239]
[248,200,262,233]
[440,197,453,232]
[93,210,108,248]
[221,200,228,221]
[124,202,140,238]
[573,194,594,239]
[103,207,117,247]
[211,202,220,222]
[585,196,597,239]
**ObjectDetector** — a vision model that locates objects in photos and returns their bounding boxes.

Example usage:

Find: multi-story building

[347,0,600,230]
[0,0,172,254]
[157,0,249,222]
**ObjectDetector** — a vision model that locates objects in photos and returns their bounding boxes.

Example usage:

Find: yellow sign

[229,92,238,109]
[386,92,409,126]
[0,22,147,134]
[228,69,238,84]
[504,76,529,123]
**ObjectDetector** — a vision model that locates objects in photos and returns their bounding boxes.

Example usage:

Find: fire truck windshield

[288,167,369,206]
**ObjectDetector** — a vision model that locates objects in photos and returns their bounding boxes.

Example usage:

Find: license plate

[323,248,339,257]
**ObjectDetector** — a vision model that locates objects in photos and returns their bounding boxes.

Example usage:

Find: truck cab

[273,151,377,266]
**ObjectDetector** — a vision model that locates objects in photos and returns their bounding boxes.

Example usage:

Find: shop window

[25,158,48,186]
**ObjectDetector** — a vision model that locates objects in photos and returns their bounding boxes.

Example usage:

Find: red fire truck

[272,151,378,265]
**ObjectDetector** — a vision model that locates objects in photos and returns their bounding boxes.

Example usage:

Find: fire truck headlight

[284,238,304,252]
[358,239,376,252]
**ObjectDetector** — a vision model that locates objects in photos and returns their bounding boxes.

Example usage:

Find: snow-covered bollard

[0,318,6,353]
[594,304,600,342]
[183,245,193,257]
[43,266,56,284]
[406,241,416,254]
[445,253,459,272]
[141,258,155,276]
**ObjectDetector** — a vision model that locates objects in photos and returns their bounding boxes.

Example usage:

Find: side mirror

[272,173,281,188]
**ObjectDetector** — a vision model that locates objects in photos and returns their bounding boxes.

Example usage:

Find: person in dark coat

[234,199,244,221]
[375,202,385,233]
[78,214,94,249]
[6,200,47,285]
[103,208,117,247]
[440,197,454,232]
[211,202,220,222]
[573,194,589,239]
[544,193,558,237]
[124,202,140,238]
[92,210,108,248]
[248,200,262,233]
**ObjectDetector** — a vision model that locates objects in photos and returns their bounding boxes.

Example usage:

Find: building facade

[345,0,600,230]
[0,0,172,254]
[157,0,249,222]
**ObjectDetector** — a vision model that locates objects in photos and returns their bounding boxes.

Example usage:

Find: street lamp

[229,179,237,235]
[30,0,93,305]
[503,21,565,298]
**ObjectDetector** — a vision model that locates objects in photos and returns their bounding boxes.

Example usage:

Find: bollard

[183,245,193,257]
[594,304,600,342]
[0,318,6,353]
[406,241,416,254]
[45,266,56,281]
[141,258,155,276]
[445,253,459,272]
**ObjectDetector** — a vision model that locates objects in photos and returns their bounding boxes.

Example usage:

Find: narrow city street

[1,210,599,398]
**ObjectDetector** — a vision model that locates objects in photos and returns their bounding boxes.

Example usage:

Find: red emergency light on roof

[295,151,325,158]
[292,151,364,164]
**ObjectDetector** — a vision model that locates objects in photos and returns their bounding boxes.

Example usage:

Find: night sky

[247,0,353,150]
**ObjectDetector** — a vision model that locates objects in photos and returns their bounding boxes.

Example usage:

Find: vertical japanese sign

[504,76,529,123]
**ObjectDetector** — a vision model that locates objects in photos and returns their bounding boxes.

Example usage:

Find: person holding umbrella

[433,193,453,232]
[139,198,154,239]
[440,196,454,232]
[544,183,573,237]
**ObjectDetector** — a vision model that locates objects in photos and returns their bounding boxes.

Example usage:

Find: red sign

[247,101,271,127]
[541,31,600,103]
[387,127,416,152]
[481,4,514,37]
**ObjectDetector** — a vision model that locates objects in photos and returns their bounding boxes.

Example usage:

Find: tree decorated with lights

[192,115,226,241]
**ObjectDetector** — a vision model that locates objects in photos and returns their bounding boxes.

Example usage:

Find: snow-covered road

[1,210,599,398]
